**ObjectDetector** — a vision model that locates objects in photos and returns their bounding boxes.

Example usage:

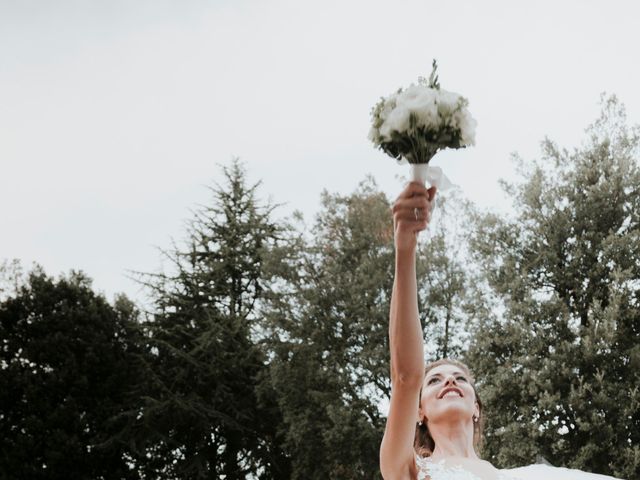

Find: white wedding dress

[416,456,624,480]
[503,464,624,480]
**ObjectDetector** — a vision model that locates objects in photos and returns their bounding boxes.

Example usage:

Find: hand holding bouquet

[368,60,476,187]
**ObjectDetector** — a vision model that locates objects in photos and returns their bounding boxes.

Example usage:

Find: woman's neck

[428,419,479,461]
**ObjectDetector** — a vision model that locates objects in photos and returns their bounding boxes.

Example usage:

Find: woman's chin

[430,405,473,422]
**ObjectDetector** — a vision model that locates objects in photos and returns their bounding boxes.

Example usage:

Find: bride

[380,182,621,480]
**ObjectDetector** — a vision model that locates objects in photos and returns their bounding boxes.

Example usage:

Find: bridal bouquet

[368,61,476,187]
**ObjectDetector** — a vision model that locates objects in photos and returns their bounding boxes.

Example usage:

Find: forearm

[389,248,424,383]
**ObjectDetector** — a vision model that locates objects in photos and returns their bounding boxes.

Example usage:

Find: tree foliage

[133,159,290,479]
[465,95,640,479]
[0,268,147,480]
[418,191,477,360]
[262,178,394,479]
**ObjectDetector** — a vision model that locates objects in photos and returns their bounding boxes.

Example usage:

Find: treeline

[1,96,638,479]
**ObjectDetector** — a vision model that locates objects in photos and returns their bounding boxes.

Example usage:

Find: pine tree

[134,159,290,479]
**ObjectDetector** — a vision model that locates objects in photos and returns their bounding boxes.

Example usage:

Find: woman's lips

[438,387,463,398]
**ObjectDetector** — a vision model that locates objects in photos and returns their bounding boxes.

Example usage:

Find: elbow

[390,356,424,388]
[390,369,424,390]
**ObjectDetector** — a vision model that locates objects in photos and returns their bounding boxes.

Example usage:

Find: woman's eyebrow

[427,371,465,379]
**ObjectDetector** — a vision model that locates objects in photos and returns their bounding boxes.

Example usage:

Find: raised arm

[380,182,436,480]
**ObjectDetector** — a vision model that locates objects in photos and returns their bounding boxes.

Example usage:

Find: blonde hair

[414,358,484,458]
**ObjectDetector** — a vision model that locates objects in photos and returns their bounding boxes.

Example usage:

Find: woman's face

[418,363,479,424]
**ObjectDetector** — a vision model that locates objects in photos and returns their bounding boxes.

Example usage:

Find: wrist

[395,246,417,262]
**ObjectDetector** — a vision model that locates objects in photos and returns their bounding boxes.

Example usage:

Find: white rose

[380,105,410,139]
[396,86,438,128]
[411,95,438,128]
[435,89,461,118]
[395,84,424,105]
[453,109,477,146]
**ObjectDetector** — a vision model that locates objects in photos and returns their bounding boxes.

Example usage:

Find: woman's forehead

[426,364,465,378]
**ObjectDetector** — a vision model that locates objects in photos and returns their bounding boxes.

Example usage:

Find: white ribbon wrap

[409,163,454,191]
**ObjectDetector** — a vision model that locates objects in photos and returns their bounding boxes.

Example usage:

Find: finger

[395,207,431,223]
[392,207,428,223]
[428,196,436,212]
[415,219,429,232]
[392,196,430,213]
[398,182,430,199]
[416,210,431,224]
[426,186,437,212]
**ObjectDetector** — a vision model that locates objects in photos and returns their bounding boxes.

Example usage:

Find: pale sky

[2,0,639,304]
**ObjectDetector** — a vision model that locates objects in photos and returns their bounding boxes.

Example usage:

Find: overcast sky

[2,0,639,304]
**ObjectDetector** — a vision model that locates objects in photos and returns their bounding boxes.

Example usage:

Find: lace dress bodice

[416,456,520,480]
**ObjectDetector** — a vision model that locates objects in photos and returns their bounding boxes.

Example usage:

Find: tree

[134,159,290,479]
[0,266,148,480]
[263,178,394,479]
[0,259,25,302]
[465,95,640,478]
